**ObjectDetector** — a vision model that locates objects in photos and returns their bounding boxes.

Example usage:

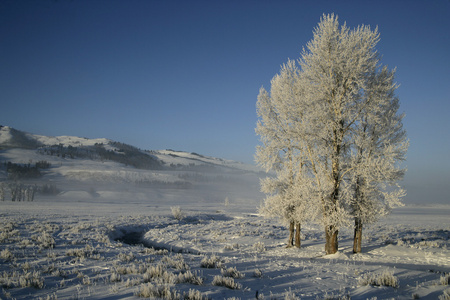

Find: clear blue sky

[1,0,449,204]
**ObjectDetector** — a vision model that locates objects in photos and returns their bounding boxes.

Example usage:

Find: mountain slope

[0,125,260,173]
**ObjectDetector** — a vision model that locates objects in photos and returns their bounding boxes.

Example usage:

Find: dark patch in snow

[114,230,201,255]
[114,231,145,246]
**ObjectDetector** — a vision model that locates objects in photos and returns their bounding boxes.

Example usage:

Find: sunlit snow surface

[0,147,449,299]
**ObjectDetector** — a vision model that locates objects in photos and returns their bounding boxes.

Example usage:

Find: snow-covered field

[1,184,449,300]
[0,129,449,300]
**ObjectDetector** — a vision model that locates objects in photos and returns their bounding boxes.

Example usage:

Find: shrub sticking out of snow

[117,251,135,262]
[183,288,208,300]
[0,248,14,261]
[253,241,266,252]
[253,268,263,278]
[221,267,244,279]
[18,270,45,289]
[109,272,121,283]
[441,273,450,286]
[212,275,242,289]
[135,282,180,299]
[34,231,55,249]
[200,254,223,269]
[283,287,301,300]
[175,270,204,285]
[171,206,184,221]
[162,253,189,271]
[358,269,399,288]
[439,288,450,300]
[143,263,176,284]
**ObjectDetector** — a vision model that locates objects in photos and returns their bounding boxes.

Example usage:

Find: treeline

[37,142,162,170]
[4,161,51,180]
[0,182,60,201]
[0,182,37,201]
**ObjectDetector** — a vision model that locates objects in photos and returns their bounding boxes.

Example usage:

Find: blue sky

[1,0,449,204]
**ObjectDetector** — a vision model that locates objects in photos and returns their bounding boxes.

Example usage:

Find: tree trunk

[287,221,294,247]
[325,225,338,254]
[353,217,362,253]
[294,223,301,248]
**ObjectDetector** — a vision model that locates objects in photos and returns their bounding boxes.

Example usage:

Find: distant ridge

[0,125,43,149]
[0,126,260,173]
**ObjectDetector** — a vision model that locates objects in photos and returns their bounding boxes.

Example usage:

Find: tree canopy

[256,14,408,254]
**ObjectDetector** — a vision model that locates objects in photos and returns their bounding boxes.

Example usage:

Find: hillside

[0,125,261,173]
[0,125,264,204]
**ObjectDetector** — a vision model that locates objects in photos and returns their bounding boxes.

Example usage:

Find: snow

[2,196,449,300]
[0,134,449,299]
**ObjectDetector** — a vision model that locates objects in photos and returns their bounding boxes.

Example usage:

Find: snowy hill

[0,125,263,204]
[0,125,261,173]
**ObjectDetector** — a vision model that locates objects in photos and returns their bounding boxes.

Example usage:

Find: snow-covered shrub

[171,206,184,221]
[183,288,208,300]
[20,238,33,247]
[82,275,92,285]
[253,241,266,252]
[143,263,176,284]
[439,288,450,300]
[283,287,301,300]
[19,270,44,289]
[358,269,399,288]
[223,243,239,251]
[253,268,263,278]
[441,273,450,285]
[35,231,55,249]
[175,270,203,285]
[21,261,31,271]
[109,272,121,283]
[114,265,134,275]
[110,283,119,294]
[212,275,242,289]
[0,223,19,243]
[143,247,169,255]
[125,278,142,287]
[418,240,441,248]
[200,254,223,268]
[322,291,351,300]
[135,282,180,299]
[66,248,87,258]
[162,253,189,271]
[0,248,14,261]
[0,271,14,288]
[117,251,135,262]
[221,267,244,279]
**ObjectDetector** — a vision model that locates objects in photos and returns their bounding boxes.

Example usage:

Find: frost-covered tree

[296,14,408,254]
[256,60,315,248]
[346,66,408,253]
[256,14,407,255]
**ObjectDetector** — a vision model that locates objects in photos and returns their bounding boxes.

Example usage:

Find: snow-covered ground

[0,130,449,299]
[1,184,449,299]
[1,191,449,300]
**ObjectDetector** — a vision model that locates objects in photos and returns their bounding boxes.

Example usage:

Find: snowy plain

[0,129,449,300]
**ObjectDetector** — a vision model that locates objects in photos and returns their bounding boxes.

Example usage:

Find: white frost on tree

[256,60,318,248]
[255,14,408,254]
[346,66,408,253]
